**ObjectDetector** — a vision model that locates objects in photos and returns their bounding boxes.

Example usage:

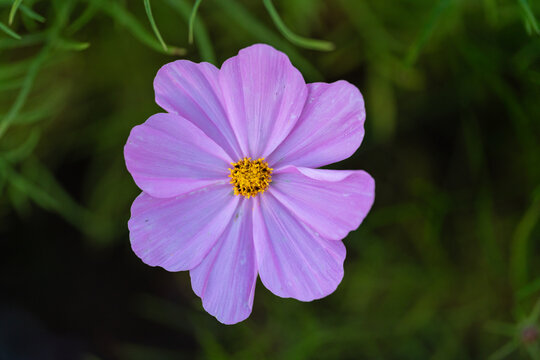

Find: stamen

[228,157,273,198]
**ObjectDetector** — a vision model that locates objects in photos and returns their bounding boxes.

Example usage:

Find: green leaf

[0,157,96,236]
[518,0,540,35]
[97,0,184,55]
[188,0,203,44]
[405,0,452,65]
[0,0,72,139]
[66,2,97,34]
[510,187,540,288]
[0,21,21,39]
[0,171,5,196]
[19,4,46,23]
[0,77,24,91]
[2,128,40,162]
[0,47,48,138]
[262,0,334,51]
[0,45,50,138]
[55,38,90,51]
[526,343,540,360]
[164,0,215,63]
[529,298,540,323]
[518,279,540,301]
[484,321,516,337]
[488,341,518,360]
[8,0,23,25]
[483,0,498,24]
[143,0,168,51]
[0,83,66,126]
[0,31,46,50]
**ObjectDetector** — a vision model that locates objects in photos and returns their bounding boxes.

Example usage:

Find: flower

[124,44,375,325]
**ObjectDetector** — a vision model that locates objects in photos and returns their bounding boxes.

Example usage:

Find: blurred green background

[1,0,540,359]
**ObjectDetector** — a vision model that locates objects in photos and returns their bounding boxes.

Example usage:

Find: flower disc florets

[228,157,273,198]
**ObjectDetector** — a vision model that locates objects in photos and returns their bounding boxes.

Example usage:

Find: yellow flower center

[228,157,273,198]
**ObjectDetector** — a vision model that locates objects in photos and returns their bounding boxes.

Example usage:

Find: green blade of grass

[0,21,21,39]
[19,4,46,23]
[188,0,202,44]
[262,0,334,51]
[143,0,168,51]
[8,0,23,25]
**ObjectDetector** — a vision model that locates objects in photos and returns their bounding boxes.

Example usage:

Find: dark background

[1,0,540,359]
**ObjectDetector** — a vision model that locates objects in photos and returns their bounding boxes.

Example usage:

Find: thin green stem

[9,0,23,25]
[262,0,334,51]
[19,3,45,23]
[143,0,168,51]
[0,21,21,39]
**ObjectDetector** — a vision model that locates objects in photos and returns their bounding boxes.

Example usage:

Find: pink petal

[270,166,375,241]
[128,185,239,272]
[124,113,232,198]
[253,194,346,301]
[190,200,257,325]
[219,44,308,158]
[154,60,242,159]
[267,81,365,168]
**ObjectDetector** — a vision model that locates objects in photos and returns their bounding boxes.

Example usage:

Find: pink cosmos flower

[124,44,375,324]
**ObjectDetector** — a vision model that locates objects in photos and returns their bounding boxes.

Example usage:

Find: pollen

[228,157,273,198]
